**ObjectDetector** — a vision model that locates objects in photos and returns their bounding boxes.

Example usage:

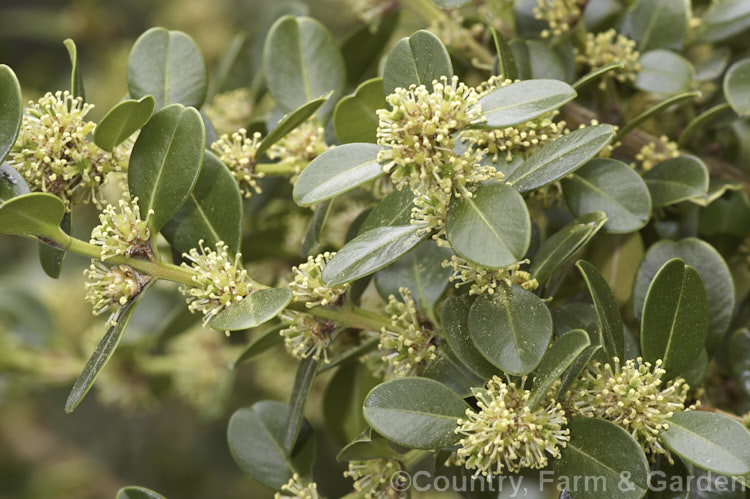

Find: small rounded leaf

[383,30,453,95]
[94,96,156,152]
[0,65,22,165]
[0,193,66,238]
[636,50,694,95]
[334,78,386,144]
[724,58,750,116]
[208,288,293,331]
[474,79,576,128]
[642,155,709,208]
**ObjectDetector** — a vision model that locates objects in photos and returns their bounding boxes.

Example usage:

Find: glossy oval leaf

[94,96,156,152]
[468,285,553,375]
[38,211,71,279]
[641,258,708,380]
[227,401,316,490]
[334,78,385,144]
[293,143,384,206]
[0,65,22,165]
[530,211,608,286]
[636,50,693,95]
[285,355,321,452]
[562,158,652,233]
[660,411,750,476]
[263,16,345,119]
[442,295,499,380]
[423,346,485,398]
[0,193,66,238]
[632,238,734,352]
[643,155,709,208]
[322,224,427,287]
[555,418,649,499]
[507,124,615,192]
[528,329,590,409]
[724,59,750,116]
[208,288,292,331]
[324,363,379,446]
[116,487,165,499]
[341,11,399,85]
[446,181,531,268]
[474,79,576,128]
[695,0,750,43]
[161,150,242,256]
[127,27,208,110]
[256,93,331,159]
[360,188,414,233]
[587,233,644,304]
[363,377,469,449]
[619,0,690,52]
[0,163,30,202]
[383,30,453,95]
[336,428,401,462]
[128,104,205,234]
[577,260,624,362]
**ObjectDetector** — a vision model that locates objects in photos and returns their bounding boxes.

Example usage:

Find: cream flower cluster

[178,241,254,322]
[565,357,692,458]
[203,88,254,135]
[211,128,266,198]
[267,120,330,180]
[634,135,680,171]
[84,262,150,322]
[347,0,398,27]
[90,197,153,260]
[443,256,538,295]
[455,376,569,476]
[373,287,436,378]
[9,91,120,207]
[344,459,406,499]
[575,30,641,89]
[275,474,320,499]
[533,0,586,37]
[289,252,349,307]
[166,330,232,408]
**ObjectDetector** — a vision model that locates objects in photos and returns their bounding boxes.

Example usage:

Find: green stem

[572,63,623,91]
[677,102,732,148]
[256,162,306,176]
[612,91,702,145]
[287,302,393,332]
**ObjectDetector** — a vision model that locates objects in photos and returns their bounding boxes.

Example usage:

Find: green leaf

[363,377,468,449]
[643,155,709,208]
[573,63,624,90]
[341,11,399,85]
[263,16,345,120]
[0,163,29,202]
[507,124,615,192]
[116,486,165,499]
[620,0,690,52]
[161,150,242,256]
[93,96,156,152]
[0,193,66,238]
[562,158,652,233]
[724,59,750,116]
[587,233,644,304]
[293,143,384,206]
[554,418,649,499]
[0,65,23,165]
[660,412,750,476]
[285,355,321,452]
[699,191,750,238]
[65,286,147,413]
[576,260,624,362]
[491,28,518,81]
[228,401,316,490]
[300,199,332,257]
[322,224,427,287]
[337,428,401,462]
[695,0,750,43]
[633,238,734,352]
[558,344,603,401]
[324,363,380,446]
[232,324,284,368]
[63,39,85,100]
[473,79,576,128]
[38,211,71,278]
[360,188,414,233]
[374,240,452,323]
[530,211,608,287]
[730,328,750,398]
[691,179,744,208]
[423,346,485,397]
[528,329,590,409]
[256,93,331,159]
[442,295,499,380]
[128,104,205,234]
[468,285,553,375]
[208,288,293,331]
[383,30,453,95]
[636,50,694,95]
[446,181,531,268]
[641,259,708,380]
[127,27,208,110]
[333,78,385,144]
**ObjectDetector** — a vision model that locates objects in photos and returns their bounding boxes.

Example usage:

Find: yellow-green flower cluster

[347,0,398,27]
[84,262,150,321]
[279,310,336,361]
[166,330,232,408]
[634,135,679,171]
[565,357,692,458]
[534,0,586,37]
[575,30,641,89]
[178,240,254,322]
[203,88,254,135]
[443,256,538,295]
[344,459,406,499]
[455,376,569,476]
[90,197,153,260]
[211,128,266,198]
[267,120,329,179]
[374,287,436,378]
[289,252,349,308]
[275,473,320,499]
[9,90,120,207]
